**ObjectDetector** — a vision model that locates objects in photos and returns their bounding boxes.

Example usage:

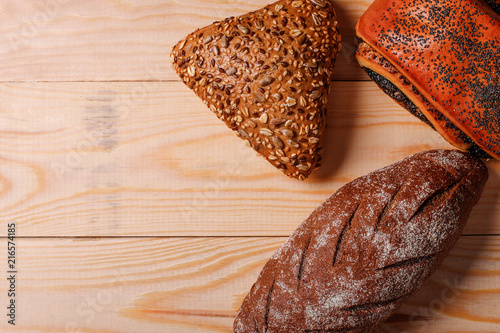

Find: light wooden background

[0,0,498,332]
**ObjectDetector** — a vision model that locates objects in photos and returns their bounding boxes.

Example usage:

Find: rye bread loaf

[170,0,341,180]
[234,149,488,332]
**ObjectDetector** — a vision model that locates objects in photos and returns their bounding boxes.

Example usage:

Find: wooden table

[0,1,498,332]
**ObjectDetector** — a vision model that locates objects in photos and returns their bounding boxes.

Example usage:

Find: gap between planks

[1,234,499,239]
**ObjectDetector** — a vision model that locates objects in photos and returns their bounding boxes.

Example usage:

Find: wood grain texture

[0,81,498,237]
[0,236,498,332]
[1,1,499,331]
[0,0,369,82]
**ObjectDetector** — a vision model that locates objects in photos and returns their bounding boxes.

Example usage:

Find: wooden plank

[0,81,498,237]
[0,236,498,332]
[0,0,370,82]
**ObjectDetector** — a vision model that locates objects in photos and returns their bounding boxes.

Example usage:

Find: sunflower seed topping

[254,92,265,102]
[238,129,249,138]
[260,128,273,136]
[297,34,307,45]
[170,0,342,180]
[241,107,249,117]
[272,136,284,149]
[288,139,300,148]
[311,0,326,7]
[259,77,274,86]
[286,97,297,107]
[270,118,285,126]
[238,25,250,34]
[281,129,294,138]
[312,13,322,26]
[304,61,318,68]
[296,164,309,171]
[203,35,213,44]
[310,90,321,100]
[221,35,229,48]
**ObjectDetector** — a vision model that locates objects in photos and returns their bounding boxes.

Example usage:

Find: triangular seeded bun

[171,0,341,180]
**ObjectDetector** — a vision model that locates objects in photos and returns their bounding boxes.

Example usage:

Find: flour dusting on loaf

[234,149,488,332]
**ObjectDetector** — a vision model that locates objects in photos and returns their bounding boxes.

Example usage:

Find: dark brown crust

[355,0,500,160]
[233,149,488,333]
[170,0,341,180]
